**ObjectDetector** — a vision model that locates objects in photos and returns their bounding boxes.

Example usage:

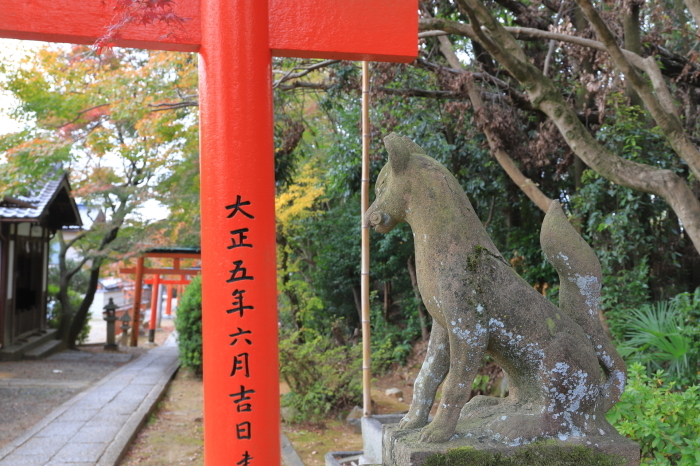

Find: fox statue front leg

[417,302,487,443]
[399,322,449,430]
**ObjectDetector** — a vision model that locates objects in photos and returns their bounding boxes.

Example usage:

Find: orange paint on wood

[269,0,417,62]
[149,275,160,332]
[165,285,173,316]
[130,257,145,347]
[0,0,201,51]
[145,278,190,286]
[120,267,200,276]
[199,0,279,463]
[0,0,417,62]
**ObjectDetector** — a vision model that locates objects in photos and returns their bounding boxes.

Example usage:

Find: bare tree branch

[574,0,700,181]
[53,103,111,130]
[426,1,700,252]
[148,100,198,112]
[435,32,552,212]
[543,1,566,77]
[419,30,449,38]
[273,59,340,87]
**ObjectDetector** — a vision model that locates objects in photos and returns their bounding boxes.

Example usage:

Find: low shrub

[615,290,700,387]
[279,329,362,422]
[607,363,700,465]
[370,305,421,373]
[175,275,203,375]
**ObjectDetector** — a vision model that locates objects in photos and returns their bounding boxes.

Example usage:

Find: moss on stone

[466,245,495,272]
[421,443,626,466]
[546,318,556,336]
[513,443,626,466]
[466,255,479,272]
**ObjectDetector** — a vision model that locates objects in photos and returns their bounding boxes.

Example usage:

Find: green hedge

[175,275,203,375]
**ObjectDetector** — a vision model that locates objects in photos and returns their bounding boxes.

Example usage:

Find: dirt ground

[117,367,422,466]
[118,340,433,466]
[119,368,204,466]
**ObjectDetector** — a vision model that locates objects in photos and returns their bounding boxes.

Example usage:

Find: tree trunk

[436,33,552,213]
[622,3,643,107]
[66,262,101,350]
[352,285,363,325]
[59,215,122,348]
[383,281,392,322]
[55,232,74,341]
[407,255,430,342]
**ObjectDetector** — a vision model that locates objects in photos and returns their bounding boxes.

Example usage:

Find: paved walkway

[0,335,179,466]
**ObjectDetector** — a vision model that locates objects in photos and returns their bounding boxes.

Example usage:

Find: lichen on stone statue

[364,133,639,465]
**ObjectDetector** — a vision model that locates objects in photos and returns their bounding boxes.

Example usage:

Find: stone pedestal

[361,414,405,464]
[382,424,640,466]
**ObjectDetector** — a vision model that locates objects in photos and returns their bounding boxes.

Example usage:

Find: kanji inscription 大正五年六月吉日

[0,1,417,464]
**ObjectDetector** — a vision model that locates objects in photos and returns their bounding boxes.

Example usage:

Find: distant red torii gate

[120,248,201,344]
[143,276,191,318]
[0,2,417,463]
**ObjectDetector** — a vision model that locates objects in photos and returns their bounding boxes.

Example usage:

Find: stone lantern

[102,298,119,351]
[119,311,132,347]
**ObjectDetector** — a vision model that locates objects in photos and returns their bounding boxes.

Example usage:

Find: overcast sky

[0,38,170,222]
[0,38,44,135]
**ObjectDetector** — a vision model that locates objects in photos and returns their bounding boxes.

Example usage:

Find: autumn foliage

[96,0,190,52]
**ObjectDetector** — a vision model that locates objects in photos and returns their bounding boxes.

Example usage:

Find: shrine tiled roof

[0,178,62,220]
[0,172,82,228]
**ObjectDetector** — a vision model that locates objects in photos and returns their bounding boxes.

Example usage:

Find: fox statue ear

[384,133,419,174]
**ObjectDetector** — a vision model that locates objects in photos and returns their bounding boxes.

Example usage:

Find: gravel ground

[0,342,153,449]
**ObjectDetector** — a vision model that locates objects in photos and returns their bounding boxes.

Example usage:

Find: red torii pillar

[165,285,173,316]
[0,2,416,464]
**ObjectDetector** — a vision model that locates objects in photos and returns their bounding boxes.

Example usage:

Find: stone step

[0,329,59,361]
[24,338,63,360]
[282,433,306,466]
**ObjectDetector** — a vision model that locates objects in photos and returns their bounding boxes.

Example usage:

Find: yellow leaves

[275,161,326,229]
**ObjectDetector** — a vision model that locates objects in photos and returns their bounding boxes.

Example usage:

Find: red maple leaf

[96,0,190,53]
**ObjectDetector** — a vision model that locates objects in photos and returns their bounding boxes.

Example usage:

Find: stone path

[0,335,179,466]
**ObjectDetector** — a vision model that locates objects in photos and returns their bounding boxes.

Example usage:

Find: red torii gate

[1,2,417,464]
[120,248,202,343]
[143,276,190,318]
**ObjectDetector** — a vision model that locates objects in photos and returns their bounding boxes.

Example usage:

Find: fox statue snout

[365,211,384,230]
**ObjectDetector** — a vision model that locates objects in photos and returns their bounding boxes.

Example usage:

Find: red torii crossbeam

[0,1,417,464]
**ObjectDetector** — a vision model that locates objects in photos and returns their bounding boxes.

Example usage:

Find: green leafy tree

[0,45,199,347]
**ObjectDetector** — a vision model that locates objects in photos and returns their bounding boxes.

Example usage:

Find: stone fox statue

[365,133,626,444]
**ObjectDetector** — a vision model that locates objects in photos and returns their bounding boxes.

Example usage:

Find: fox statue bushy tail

[541,201,626,413]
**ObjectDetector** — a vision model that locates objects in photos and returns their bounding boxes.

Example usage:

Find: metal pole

[361,60,372,417]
